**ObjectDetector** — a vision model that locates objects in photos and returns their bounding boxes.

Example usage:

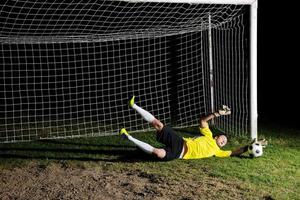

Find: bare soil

[0,161,251,200]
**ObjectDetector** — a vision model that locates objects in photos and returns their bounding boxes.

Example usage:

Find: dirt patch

[0,161,251,200]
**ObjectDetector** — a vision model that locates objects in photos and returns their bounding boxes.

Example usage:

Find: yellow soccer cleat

[119,128,129,137]
[129,96,135,108]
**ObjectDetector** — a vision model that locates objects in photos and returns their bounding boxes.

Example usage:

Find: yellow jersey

[182,127,231,159]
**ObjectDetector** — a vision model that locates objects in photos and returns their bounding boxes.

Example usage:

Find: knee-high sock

[126,135,154,155]
[132,104,155,123]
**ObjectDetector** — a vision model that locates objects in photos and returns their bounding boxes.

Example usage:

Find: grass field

[0,122,299,200]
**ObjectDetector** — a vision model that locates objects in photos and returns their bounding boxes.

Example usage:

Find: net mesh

[0,0,250,143]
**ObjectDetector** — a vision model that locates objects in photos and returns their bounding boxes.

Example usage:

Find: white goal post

[0,0,258,143]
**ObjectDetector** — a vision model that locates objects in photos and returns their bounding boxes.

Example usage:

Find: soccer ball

[248,142,263,158]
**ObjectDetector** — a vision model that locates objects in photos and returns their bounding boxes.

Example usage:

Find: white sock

[132,104,155,123]
[127,135,154,155]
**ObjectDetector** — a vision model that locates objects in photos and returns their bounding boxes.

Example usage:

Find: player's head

[215,134,228,147]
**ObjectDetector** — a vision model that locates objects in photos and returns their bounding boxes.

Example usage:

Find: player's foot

[119,128,129,139]
[129,96,135,108]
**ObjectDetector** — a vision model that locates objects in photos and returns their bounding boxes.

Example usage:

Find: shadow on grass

[0,150,159,163]
[0,135,256,164]
[39,139,126,148]
[234,155,252,159]
[0,142,161,163]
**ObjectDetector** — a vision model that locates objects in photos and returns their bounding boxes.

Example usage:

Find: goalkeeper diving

[120,96,267,161]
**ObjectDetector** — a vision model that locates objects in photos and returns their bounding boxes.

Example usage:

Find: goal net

[0,0,257,143]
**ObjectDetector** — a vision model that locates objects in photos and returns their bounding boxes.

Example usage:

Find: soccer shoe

[119,128,129,139]
[129,96,135,108]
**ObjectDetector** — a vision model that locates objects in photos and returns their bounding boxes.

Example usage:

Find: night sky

[258,2,298,128]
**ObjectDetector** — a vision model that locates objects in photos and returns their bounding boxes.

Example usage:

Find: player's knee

[151,119,164,131]
[153,148,166,159]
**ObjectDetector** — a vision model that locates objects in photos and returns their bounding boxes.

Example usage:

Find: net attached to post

[0,0,250,143]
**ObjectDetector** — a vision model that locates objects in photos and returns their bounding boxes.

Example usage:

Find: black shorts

[156,126,184,161]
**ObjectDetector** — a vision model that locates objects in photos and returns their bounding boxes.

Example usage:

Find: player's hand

[257,139,268,148]
[214,105,231,117]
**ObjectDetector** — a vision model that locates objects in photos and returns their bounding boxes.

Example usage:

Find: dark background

[1,1,298,130]
[258,2,298,128]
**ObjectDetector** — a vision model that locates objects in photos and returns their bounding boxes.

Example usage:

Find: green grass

[0,123,299,199]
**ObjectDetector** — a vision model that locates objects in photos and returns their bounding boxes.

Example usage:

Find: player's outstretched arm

[230,138,268,157]
[199,113,214,128]
[230,145,249,156]
[199,105,231,128]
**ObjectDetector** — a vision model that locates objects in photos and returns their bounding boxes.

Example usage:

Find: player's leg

[129,96,164,131]
[127,96,170,160]
[120,128,166,159]
[119,128,166,158]
[119,128,154,155]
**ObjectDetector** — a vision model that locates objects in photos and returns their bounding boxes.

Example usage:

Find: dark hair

[213,133,229,140]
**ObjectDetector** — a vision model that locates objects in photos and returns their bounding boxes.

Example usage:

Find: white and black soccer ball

[248,142,263,158]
